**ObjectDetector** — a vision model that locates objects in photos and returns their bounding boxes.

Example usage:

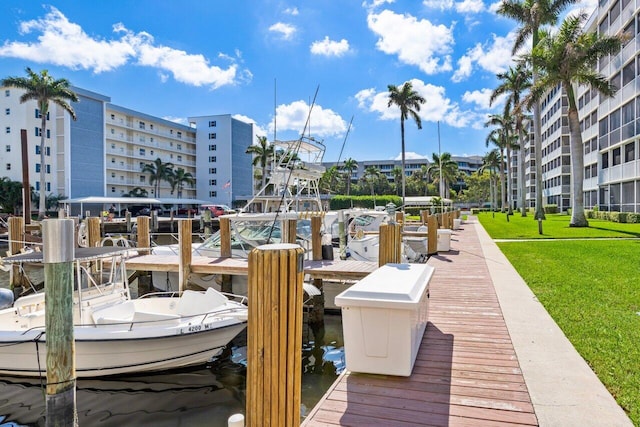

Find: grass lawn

[479,213,640,423]
[477,212,640,239]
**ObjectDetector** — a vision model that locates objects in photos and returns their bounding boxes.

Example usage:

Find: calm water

[0,269,345,427]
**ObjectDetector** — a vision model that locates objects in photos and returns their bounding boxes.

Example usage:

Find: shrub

[544,204,558,214]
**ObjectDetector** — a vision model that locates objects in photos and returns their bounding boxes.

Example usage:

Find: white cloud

[488,1,503,13]
[452,31,516,82]
[269,22,297,40]
[362,0,395,10]
[268,100,348,137]
[310,36,350,57]
[162,116,188,125]
[0,6,244,89]
[367,10,453,74]
[355,78,488,130]
[462,88,504,110]
[284,7,299,15]
[422,0,454,11]
[455,0,485,13]
[233,114,269,137]
[393,151,427,160]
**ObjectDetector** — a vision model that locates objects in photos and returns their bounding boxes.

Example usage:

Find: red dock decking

[302,220,539,426]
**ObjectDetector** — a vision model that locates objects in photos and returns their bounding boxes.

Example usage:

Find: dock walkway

[302,217,631,426]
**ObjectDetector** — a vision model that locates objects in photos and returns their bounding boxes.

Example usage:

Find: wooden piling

[137,216,150,255]
[219,217,231,257]
[378,223,402,267]
[125,211,132,233]
[311,216,322,260]
[202,209,212,238]
[43,219,77,426]
[395,211,404,224]
[86,217,101,248]
[420,210,429,225]
[427,215,438,255]
[309,216,324,326]
[282,219,297,244]
[247,244,304,427]
[8,216,25,293]
[178,219,192,293]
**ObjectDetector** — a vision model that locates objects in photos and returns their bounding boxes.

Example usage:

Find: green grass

[478,212,640,239]
[481,215,640,424]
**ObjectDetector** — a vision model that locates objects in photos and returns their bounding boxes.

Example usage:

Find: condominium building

[0,86,254,207]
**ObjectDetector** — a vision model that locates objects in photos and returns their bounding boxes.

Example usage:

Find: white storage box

[335,263,434,376]
[453,218,461,230]
[437,229,452,251]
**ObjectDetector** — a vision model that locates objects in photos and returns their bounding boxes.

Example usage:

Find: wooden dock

[125,254,377,281]
[302,220,539,426]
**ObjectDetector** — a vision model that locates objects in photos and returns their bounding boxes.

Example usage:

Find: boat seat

[132,311,180,325]
[176,288,228,317]
[15,293,46,317]
[91,301,135,325]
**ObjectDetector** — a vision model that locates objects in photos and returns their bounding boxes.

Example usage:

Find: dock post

[86,217,101,248]
[178,219,192,293]
[170,210,175,234]
[309,216,324,326]
[202,209,212,238]
[420,210,428,225]
[427,215,438,255]
[150,210,158,233]
[338,210,346,260]
[378,223,402,267]
[42,219,77,426]
[247,244,304,427]
[136,216,151,255]
[282,219,297,244]
[125,211,132,234]
[8,216,26,297]
[219,217,232,293]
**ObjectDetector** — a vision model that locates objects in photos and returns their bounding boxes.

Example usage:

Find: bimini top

[1,246,132,264]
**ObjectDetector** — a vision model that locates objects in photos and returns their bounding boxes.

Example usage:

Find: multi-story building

[0,86,254,207]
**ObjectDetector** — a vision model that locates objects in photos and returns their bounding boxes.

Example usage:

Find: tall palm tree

[387,81,426,208]
[491,63,532,216]
[485,113,515,212]
[529,13,623,226]
[427,152,459,199]
[168,167,195,198]
[341,158,358,196]
[246,135,274,191]
[1,68,78,219]
[142,158,174,198]
[498,0,577,220]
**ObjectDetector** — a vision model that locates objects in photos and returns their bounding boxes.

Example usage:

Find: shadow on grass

[586,225,640,238]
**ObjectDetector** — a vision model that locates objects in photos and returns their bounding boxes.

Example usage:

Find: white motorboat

[0,247,248,378]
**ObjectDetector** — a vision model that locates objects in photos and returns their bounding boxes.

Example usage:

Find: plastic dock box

[335,263,434,376]
[437,229,452,251]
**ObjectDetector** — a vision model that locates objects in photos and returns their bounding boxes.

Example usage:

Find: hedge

[584,210,640,223]
[329,195,402,210]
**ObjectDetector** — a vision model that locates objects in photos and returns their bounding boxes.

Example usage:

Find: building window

[602,152,609,169]
[45,147,50,156]
[177,131,182,138]
[4,90,9,97]
[177,144,182,150]
[139,148,145,156]
[111,114,115,120]
[150,137,153,142]
[209,144,217,151]
[5,145,9,152]
[112,158,116,163]
[209,168,217,174]
[209,156,217,162]
[150,124,154,130]
[209,120,216,127]
[111,172,116,178]
[139,121,145,129]
[36,146,40,155]
[150,150,154,156]
[209,133,217,139]
[625,142,635,162]
[177,155,182,161]
[46,182,50,192]
[209,191,217,197]
[5,127,9,134]
[170,130,174,135]
[111,128,115,134]
[112,187,116,193]
[5,108,9,115]
[210,179,217,186]
[36,182,40,191]
[140,176,146,183]
[613,147,622,166]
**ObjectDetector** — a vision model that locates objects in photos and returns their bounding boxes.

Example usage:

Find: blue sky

[0,0,595,162]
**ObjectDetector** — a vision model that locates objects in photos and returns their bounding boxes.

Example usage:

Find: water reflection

[0,314,344,426]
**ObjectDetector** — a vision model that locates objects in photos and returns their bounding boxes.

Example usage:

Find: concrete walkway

[472,216,632,426]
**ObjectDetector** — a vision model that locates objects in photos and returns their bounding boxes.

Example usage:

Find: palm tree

[391,166,403,196]
[529,13,623,226]
[480,149,502,211]
[341,158,358,195]
[1,68,78,219]
[142,158,174,198]
[363,166,381,197]
[485,113,515,212]
[246,135,274,191]
[491,63,532,216]
[427,152,459,199]
[169,167,195,198]
[387,81,426,208]
[123,187,149,198]
[498,0,577,220]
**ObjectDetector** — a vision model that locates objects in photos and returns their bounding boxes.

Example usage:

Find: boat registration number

[179,322,216,334]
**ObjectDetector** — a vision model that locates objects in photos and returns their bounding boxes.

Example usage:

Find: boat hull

[0,321,246,377]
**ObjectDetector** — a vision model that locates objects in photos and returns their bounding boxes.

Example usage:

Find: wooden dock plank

[302,220,539,426]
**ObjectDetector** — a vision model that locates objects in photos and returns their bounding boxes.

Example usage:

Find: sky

[0,0,596,163]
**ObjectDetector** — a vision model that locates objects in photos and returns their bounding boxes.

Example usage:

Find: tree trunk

[519,128,527,216]
[499,149,506,212]
[506,146,513,215]
[38,106,47,219]
[566,86,588,227]
[400,119,406,209]
[533,71,546,220]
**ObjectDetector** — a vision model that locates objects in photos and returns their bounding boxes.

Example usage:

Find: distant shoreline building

[0,85,253,207]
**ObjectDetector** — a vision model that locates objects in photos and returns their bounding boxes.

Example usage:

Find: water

[0,269,345,426]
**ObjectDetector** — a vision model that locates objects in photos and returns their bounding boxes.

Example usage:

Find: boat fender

[0,288,14,309]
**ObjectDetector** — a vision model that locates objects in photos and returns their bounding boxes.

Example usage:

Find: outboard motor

[0,288,14,309]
